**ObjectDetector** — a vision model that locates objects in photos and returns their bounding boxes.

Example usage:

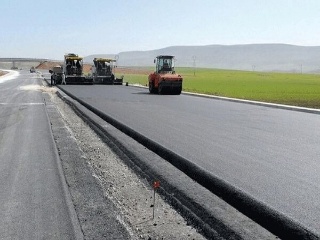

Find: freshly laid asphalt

[59,84,320,235]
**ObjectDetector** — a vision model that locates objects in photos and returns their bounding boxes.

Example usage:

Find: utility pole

[192,56,196,76]
[115,55,119,67]
[114,55,119,75]
[173,58,177,72]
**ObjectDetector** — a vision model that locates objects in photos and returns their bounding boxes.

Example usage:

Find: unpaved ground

[36,61,151,75]
[0,70,7,77]
[114,67,151,75]
[44,83,205,239]
[36,61,63,70]
[36,61,92,73]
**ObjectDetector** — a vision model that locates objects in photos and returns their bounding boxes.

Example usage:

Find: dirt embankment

[36,61,63,70]
[36,61,92,73]
[36,61,151,75]
[0,71,6,77]
[114,67,151,75]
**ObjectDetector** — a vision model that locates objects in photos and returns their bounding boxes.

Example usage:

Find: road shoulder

[43,90,132,239]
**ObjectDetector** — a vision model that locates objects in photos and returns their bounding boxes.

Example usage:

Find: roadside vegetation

[116,67,320,109]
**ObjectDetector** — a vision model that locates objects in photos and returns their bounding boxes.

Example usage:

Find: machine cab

[155,55,175,73]
[64,54,83,76]
[93,58,115,75]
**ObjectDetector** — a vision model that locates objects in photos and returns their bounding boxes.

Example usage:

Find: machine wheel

[111,74,115,85]
[158,84,163,95]
[149,82,156,94]
[175,87,182,95]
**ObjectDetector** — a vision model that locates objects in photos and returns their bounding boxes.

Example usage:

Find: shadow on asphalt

[131,91,149,95]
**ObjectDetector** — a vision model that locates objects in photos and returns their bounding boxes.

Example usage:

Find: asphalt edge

[184,92,320,115]
[54,84,319,239]
[41,82,84,239]
[129,83,320,115]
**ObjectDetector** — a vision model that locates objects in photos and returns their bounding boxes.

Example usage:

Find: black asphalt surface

[60,84,320,235]
[0,71,82,239]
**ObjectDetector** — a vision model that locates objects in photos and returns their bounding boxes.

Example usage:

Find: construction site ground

[43,80,206,239]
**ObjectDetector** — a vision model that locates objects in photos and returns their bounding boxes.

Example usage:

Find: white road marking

[0,103,44,105]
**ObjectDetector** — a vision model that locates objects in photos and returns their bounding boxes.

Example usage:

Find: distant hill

[85,44,320,73]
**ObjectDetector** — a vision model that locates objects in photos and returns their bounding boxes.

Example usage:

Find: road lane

[61,84,320,234]
[0,71,81,239]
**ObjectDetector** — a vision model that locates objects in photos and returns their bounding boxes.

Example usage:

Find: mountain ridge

[84,44,320,73]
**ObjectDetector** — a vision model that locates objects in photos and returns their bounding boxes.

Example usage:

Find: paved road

[0,71,81,239]
[61,84,320,234]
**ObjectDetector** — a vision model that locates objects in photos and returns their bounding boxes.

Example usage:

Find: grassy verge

[116,67,320,109]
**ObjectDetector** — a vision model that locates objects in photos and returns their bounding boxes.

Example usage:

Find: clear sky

[1,0,319,59]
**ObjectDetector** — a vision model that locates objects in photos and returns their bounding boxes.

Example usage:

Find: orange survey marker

[152,180,160,219]
[153,181,160,189]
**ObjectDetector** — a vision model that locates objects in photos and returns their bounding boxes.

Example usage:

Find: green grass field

[116,68,320,109]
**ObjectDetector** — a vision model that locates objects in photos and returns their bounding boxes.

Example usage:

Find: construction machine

[63,53,93,84]
[49,65,63,84]
[148,55,182,95]
[91,58,123,85]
